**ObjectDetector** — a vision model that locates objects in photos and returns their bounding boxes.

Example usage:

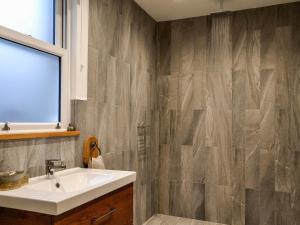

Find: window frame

[0,1,70,133]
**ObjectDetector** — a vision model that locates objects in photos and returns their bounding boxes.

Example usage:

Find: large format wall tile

[0,138,77,178]
[157,2,300,225]
[77,1,158,224]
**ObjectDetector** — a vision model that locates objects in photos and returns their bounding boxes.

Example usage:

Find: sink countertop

[0,167,136,215]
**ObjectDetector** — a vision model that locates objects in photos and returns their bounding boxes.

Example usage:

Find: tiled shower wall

[0,138,77,177]
[157,2,300,225]
[73,1,158,225]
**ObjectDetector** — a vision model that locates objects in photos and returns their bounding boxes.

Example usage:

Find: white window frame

[0,1,70,133]
[68,0,89,100]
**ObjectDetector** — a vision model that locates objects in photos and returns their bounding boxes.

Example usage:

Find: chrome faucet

[45,159,66,178]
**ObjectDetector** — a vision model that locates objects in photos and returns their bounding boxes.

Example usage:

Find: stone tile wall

[74,1,159,225]
[157,3,300,225]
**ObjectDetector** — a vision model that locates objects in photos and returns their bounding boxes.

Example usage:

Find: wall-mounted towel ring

[83,136,101,168]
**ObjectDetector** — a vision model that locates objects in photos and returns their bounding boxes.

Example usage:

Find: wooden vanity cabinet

[0,184,133,225]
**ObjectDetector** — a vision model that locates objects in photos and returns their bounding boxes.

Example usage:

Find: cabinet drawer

[0,207,51,225]
[53,184,133,225]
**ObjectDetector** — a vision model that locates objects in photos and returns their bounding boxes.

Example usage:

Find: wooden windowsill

[0,130,80,141]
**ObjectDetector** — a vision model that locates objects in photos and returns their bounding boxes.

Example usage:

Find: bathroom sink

[26,171,114,193]
[0,168,136,215]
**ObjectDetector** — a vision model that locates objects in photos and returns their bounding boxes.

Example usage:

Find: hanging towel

[89,155,105,169]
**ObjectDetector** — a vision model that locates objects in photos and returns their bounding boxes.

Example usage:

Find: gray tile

[193,17,208,73]
[259,148,275,190]
[245,29,261,110]
[87,47,99,100]
[158,144,170,214]
[275,192,294,225]
[170,21,182,74]
[192,183,205,220]
[181,145,193,182]
[180,19,195,74]
[193,73,206,110]
[293,152,300,213]
[158,22,171,76]
[259,69,276,150]
[245,189,259,225]
[205,184,232,224]
[245,146,260,190]
[259,7,277,70]
[259,188,275,225]
[169,180,193,218]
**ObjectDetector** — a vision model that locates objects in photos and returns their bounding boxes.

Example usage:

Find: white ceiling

[134,0,298,21]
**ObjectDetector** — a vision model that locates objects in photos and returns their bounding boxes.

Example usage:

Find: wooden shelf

[0,131,80,141]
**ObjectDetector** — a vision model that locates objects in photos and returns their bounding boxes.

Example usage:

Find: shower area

[84,0,300,224]
[156,4,300,225]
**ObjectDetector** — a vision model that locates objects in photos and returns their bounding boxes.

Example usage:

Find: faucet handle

[45,159,66,178]
[46,159,65,167]
[46,159,62,163]
[46,159,61,162]
[60,161,66,168]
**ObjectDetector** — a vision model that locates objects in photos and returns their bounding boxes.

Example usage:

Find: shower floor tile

[144,214,227,225]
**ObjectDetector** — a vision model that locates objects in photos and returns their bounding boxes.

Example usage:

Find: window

[0,0,55,44]
[0,38,61,123]
[0,0,70,132]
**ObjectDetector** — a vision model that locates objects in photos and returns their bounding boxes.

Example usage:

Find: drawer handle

[91,207,117,225]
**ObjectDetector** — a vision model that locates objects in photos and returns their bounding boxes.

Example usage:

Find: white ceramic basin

[0,168,136,215]
[26,172,114,193]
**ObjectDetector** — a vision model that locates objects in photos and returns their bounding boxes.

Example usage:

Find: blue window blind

[0,38,61,123]
[0,0,55,44]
